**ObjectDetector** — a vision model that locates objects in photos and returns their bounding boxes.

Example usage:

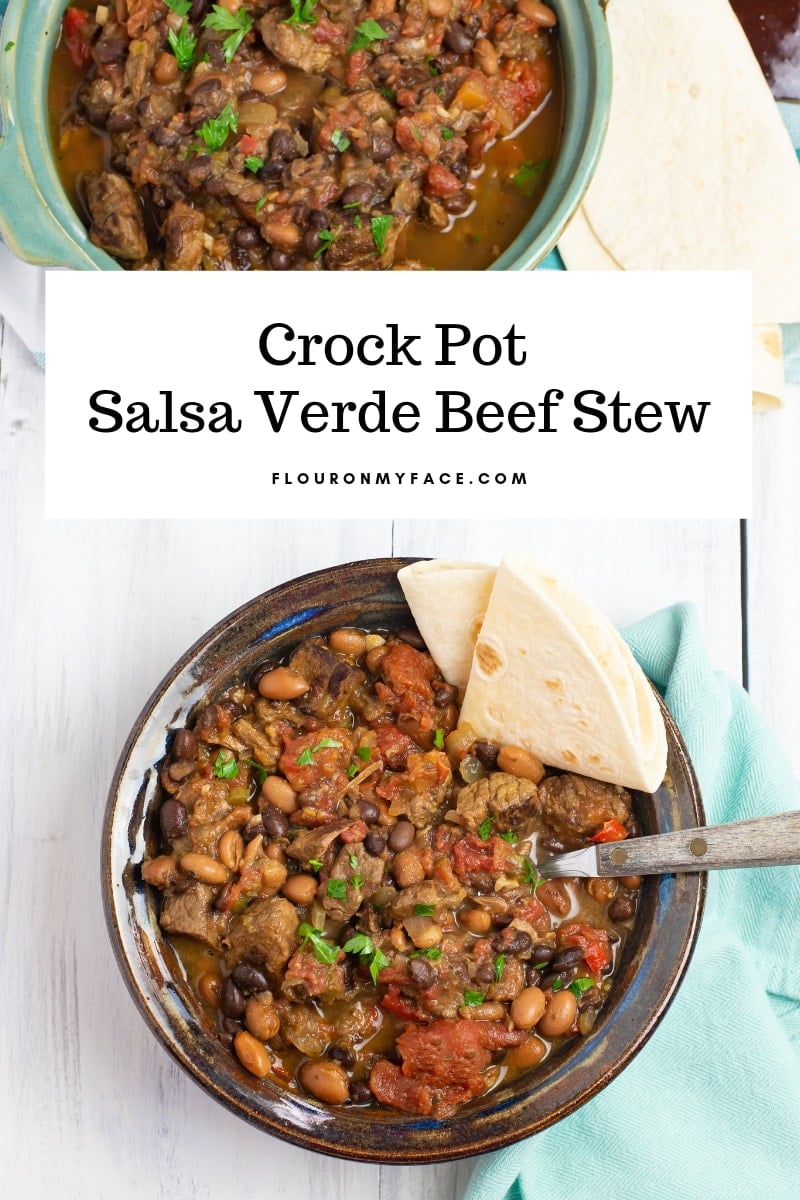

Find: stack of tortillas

[558,0,800,410]
[398,558,667,794]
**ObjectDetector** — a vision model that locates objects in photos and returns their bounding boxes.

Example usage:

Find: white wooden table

[1,317,798,1200]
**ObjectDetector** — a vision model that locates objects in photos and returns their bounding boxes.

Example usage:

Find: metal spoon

[536,810,800,878]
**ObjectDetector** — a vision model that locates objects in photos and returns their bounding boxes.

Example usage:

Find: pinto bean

[460,906,492,934]
[537,989,578,1037]
[251,67,287,96]
[496,745,545,783]
[282,873,319,905]
[197,971,223,1007]
[510,986,547,1029]
[328,628,367,655]
[257,667,309,700]
[506,1035,547,1069]
[473,38,499,75]
[393,849,425,888]
[536,880,571,916]
[218,830,244,871]
[245,997,280,1040]
[298,1060,349,1105]
[234,1031,271,1078]
[459,1001,505,1021]
[153,52,179,85]
[261,776,298,813]
[516,0,558,25]
[428,0,451,14]
[179,853,228,885]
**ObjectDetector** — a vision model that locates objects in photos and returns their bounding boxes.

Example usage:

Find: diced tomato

[238,134,259,156]
[63,7,92,70]
[424,163,462,198]
[380,986,428,1023]
[451,833,517,882]
[557,922,613,977]
[369,1059,434,1115]
[591,819,628,844]
[339,819,368,844]
[374,723,418,770]
[279,727,353,791]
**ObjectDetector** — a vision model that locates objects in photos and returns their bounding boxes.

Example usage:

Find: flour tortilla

[397,560,495,689]
[571,0,800,324]
[752,325,785,411]
[458,557,667,793]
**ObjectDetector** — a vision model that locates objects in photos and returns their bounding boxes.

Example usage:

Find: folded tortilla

[577,0,800,323]
[400,556,667,792]
[397,560,495,689]
[752,325,785,410]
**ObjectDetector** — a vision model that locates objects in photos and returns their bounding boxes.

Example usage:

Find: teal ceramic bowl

[0,0,611,270]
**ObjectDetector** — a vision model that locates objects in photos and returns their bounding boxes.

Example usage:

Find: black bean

[432,681,457,707]
[539,835,568,855]
[268,248,293,271]
[153,124,181,148]
[307,210,329,231]
[372,135,395,163]
[540,971,567,991]
[473,740,499,770]
[106,109,135,133]
[608,893,636,921]
[349,1080,372,1104]
[364,832,386,856]
[444,21,474,54]
[231,963,268,995]
[358,800,380,824]
[525,966,542,988]
[94,36,129,65]
[220,976,246,1019]
[443,192,471,215]
[388,820,415,852]
[330,1046,356,1069]
[303,229,322,259]
[235,226,261,249]
[190,0,210,19]
[160,799,188,841]
[258,160,286,182]
[243,822,265,843]
[474,959,495,985]
[263,809,290,839]
[552,946,584,971]
[219,1030,235,1051]
[530,944,555,964]
[502,929,533,956]
[396,627,426,650]
[341,183,374,209]
[408,958,436,989]
[220,1015,242,1035]
[190,78,223,105]
[627,819,641,839]
[167,760,194,784]
[269,129,297,160]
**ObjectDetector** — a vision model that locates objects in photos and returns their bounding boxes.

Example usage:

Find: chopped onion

[95,5,110,25]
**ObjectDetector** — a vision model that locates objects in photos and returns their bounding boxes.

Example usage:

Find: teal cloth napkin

[539,101,800,386]
[465,603,800,1200]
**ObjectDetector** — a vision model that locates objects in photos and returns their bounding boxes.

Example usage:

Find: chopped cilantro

[357,746,372,762]
[308,858,323,872]
[511,159,551,198]
[314,737,343,750]
[213,750,238,779]
[298,922,339,965]
[499,830,516,843]
[193,103,238,152]
[202,5,253,62]
[551,978,563,991]
[533,962,549,970]
[354,215,363,228]
[426,54,439,77]
[164,0,191,14]
[409,947,442,960]
[478,817,494,841]
[463,990,484,1007]
[494,954,506,982]
[295,747,314,767]
[254,197,267,213]
[4,40,16,52]
[314,228,336,259]
[296,736,343,765]
[284,0,318,27]
[244,155,264,174]
[379,87,396,102]
[243,758,268,784]
[414,903,435,917]
[349,853,359,871]
[371,214,392,255]
[343,933,389,983]
[351,873,364,889]
[331,128,351,153]
[521,858,543,888]
[441,127,454,140]
[569,977,595,998]
[433,728,444,749]
[326,878,348,901]
[167,20,197,72]
[348,18,390,54]
[346,763,360,779]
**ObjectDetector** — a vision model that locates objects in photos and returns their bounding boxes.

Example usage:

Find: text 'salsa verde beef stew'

[141,626,643,1116]
[48,0,562,270]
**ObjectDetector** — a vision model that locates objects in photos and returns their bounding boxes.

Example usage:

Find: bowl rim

[0,0,611,271]
[102,557,706,1163]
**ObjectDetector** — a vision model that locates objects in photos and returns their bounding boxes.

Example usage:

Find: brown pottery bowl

[102,557,706,1163]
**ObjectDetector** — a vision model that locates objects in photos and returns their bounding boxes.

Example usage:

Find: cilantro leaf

[5,40,16,52]
[521,858,543,888]
[426,54,439,77]
[349,853,359,871]
[295,747,314,766]
[357,746,372,762]
[202,5,253,62]
[441,127,454,140]
[254,197,267,212]
[414,903,435,917]
[346,763,360,779]
[511,159,551,198]
[164,0,192,14]
[494,954,506,982]
[353,215,363,228]
[409,947,442,960]
[243,758,268,784]
[478,817,493,841]
[308,858,323,872]
[167,20,197,72]
[194,102,238,152]
[331,128,351,153]
[499,830,517,843]
[351,873,364,889]
[342,934,389,983]
[569,977,595,998]
[463,989,484,1007]
[298,922,339,964]
[313,228,336,259]
[313,737,343,751]
[284,0,318,28]
[370,947,390,983]
[326,878,348,901]
[348,18,390,54]
[433,728,444,749]
[371,214,392,255]
[551,978,563,991]
[244,155,264,174]
[213,750,238,779]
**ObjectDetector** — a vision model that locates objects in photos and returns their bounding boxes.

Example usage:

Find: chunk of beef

[159,881,227,948]
[538,774,632,843]
[84,172,148,262]
[390,879,465,922]
[281,949,346,1000]
[223,896,298,978]
[455,772,539,833]
[275,999,333,1056]
[176,777,231,826]
[163,201,205,271]
[258,12,338,73]
[324,217,404,270]
[286,819,355,864]
[487,954,525,1002]
[279,726,354,794]
[323,842,386,921]
[289,641,366,718]
[376,750,452,828]
[490,16,548,63]
[374,723,419,770]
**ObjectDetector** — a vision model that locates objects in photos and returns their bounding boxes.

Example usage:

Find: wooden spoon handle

[598,810,800,875]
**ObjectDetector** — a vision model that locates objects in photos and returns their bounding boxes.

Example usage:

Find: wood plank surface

[3,312,794,1200]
